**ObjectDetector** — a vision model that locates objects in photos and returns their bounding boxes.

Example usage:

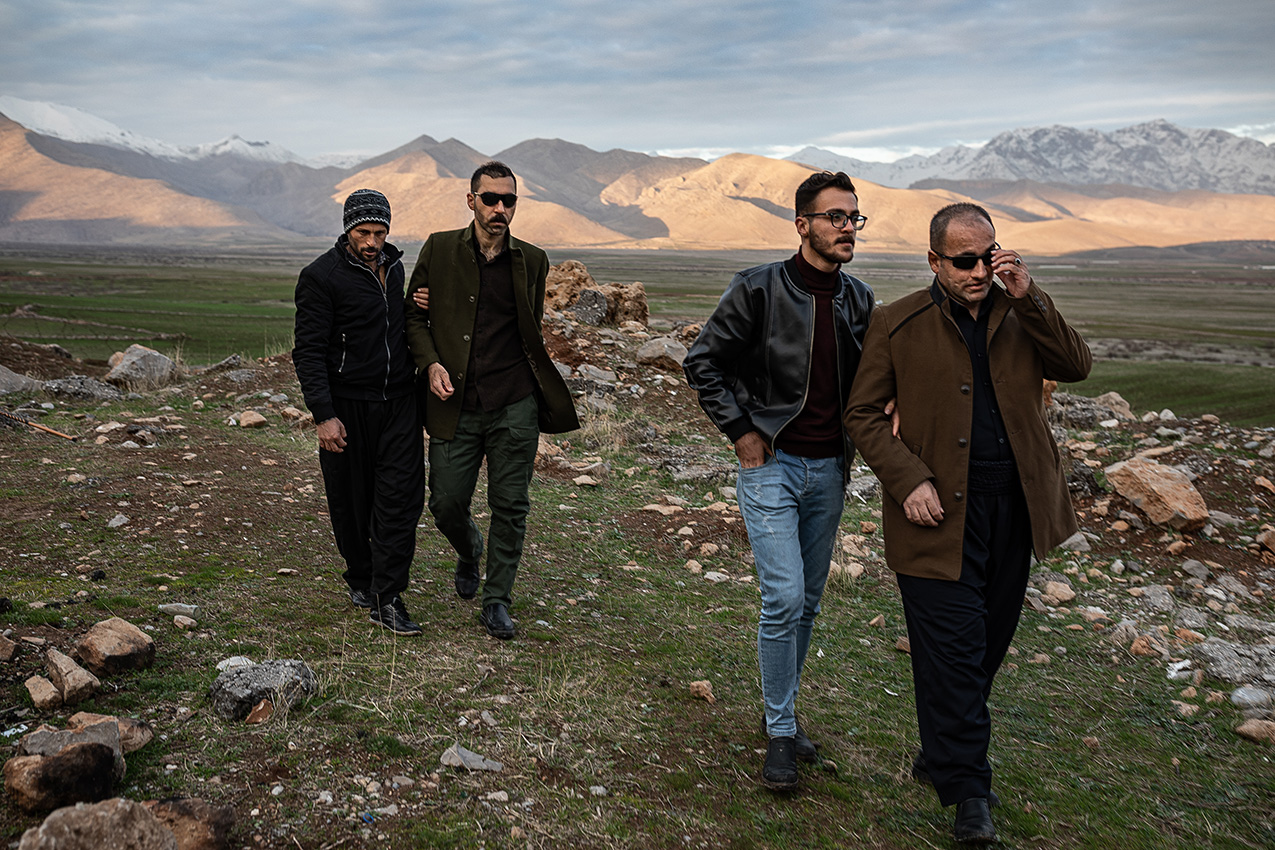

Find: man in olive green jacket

[405,161,578,640]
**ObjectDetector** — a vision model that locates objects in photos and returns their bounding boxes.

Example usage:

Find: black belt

[967,459,1017,496]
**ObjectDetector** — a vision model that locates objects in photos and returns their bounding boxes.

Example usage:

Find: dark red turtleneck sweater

[774,251,843,459]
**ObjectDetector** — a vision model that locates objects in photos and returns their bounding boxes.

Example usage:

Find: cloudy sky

[2,0,1272,162]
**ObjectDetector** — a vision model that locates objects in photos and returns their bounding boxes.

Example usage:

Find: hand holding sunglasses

[935,242,1030,297]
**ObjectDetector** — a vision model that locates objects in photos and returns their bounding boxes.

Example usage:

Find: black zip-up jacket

[293,237,415,424]
[683,257,875,468]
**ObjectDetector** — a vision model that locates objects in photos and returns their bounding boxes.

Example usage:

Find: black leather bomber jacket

[683,257,875,462]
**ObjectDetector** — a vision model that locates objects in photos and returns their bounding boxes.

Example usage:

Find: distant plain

[1,243,1274,424]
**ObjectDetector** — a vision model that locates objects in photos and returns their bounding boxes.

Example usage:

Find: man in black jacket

[293,189,424,636]
[683,171,875,790]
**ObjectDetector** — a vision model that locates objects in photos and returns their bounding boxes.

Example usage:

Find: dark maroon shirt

[774,251,843,459]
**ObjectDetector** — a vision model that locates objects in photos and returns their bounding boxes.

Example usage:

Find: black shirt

[950,302,1012,462]
[461,243,536,412]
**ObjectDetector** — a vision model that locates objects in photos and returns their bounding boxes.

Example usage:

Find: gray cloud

[2,0,1271,159]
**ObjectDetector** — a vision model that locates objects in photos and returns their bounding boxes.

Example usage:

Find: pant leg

[793,455,845,692]
[427,410,487,567]
[480,394,540,609]
[738,451,807,739]
[896,487,1032,806]
[367,393,425,599]
[320,396,375,591]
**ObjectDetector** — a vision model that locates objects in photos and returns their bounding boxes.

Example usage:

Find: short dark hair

[930,203,993,253]
[795,171,857,217]
[471,161,516,192]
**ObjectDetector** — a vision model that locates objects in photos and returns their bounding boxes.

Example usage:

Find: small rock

[1235,719,1275,744]
[106,514,130,529]
[689,680,716,704]
[3,743,118,813]
[142,797,235,850]
[173,615,197,630]
[25,676,63,710]
[895,636,911,653]
[589,785,607,797]
[237,411,268,428]
[157,603,198,618]
[703,571,729,583]
[439,743,503,772]
[245,699,273,725]
[1231,686,1273,710]
[17,797,175,847]
[45,650,100,705]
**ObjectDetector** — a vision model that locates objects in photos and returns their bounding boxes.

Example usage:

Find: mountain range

[1,96,1273,255]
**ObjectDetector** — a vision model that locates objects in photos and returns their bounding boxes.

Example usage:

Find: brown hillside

[0,115,263,242]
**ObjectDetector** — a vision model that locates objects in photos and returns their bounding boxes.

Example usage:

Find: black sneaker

[349,588,374,609]
[455,558,480,600]
[761,736,798,791]
[370,596,422,636]
[759,715,819,763]
[480,602,515,640]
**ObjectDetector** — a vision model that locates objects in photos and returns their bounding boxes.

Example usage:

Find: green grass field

[2,247,1274,423]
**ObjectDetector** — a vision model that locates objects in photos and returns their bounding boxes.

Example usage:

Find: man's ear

[466,193,476,212]
[927,251,941,276]
[794,215,809,240]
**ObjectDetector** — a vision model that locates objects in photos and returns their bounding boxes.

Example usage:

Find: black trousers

[895,484,1032,806]
[318,393,424,600]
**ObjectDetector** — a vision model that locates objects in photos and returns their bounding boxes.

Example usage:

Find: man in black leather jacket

[293,189,425,636]
[684,171,874,791]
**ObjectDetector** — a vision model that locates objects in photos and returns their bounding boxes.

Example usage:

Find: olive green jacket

[404,224,579,440]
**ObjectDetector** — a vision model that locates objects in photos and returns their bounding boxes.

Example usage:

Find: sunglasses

[477,192,518,207]
[934,243,999,270]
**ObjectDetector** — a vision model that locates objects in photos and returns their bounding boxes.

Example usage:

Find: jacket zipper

[771,283,816,448]
[339,333,347,374]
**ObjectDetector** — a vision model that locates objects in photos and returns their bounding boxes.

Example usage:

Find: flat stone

[25,676,62,710]
[1236,719,1275,744]
[157,603,198,618]
[67,712,153,755]
[19,717,124,781]
[1231,686,1273,710]
[45,649,100,705]
[1104,456,1209,531]
[237,411,267,428]
[636,337,688,370]
[142,797,235,850]
[440,743,503,772]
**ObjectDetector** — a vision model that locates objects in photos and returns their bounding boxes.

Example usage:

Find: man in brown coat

[845,203,1090,845]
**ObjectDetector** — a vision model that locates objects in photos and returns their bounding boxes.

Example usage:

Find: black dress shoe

[761,736,798,791]
[953,797,996,845]
[481,602,515,640]
[370,596,422,636]
[912,750,1000,807]
[349,588,373,609]
[759,715,819,763]
[454,558,480,600]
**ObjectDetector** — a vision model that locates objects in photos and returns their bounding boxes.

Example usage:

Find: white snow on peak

[0,95,304,164]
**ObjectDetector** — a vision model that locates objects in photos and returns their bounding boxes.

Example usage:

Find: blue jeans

[736,450,845,737]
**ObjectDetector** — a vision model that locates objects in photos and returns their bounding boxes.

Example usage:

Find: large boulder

[1104,456,1209,531]
[4,742,117,813]
[18,798,176,850]
[569,289,609,325]
[18,717,125,781]
[0,364,42,395]
[545,260,597,311]
[208,660,318,721]
[105,344,179,390]
[596,282,649,326]
[75,617,155,677]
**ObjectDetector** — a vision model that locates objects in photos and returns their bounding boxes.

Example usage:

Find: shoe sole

[371,618,422,636]
[761,775,798,792]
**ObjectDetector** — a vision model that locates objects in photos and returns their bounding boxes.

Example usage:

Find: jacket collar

[783,255,846,298]
[928,276,1009,329]
[462,222,521,257]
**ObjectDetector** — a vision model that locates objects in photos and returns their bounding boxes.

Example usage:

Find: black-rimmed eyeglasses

[803,211,867,231]
[934,243,999,270]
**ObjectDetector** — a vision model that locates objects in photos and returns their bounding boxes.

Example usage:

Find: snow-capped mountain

[0,95,304,164]
[790,121,1275,196]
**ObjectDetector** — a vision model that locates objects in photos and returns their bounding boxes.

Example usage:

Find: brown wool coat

[844,279,1092,580]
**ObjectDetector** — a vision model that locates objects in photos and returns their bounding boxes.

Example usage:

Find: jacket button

[457,372,464,380]
[469,296,475,302]
[954,491,964,501]
[463,334,471,341]
[958,438,968,448]
[960,385,971,395]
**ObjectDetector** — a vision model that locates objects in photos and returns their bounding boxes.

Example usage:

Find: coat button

[463,334,470,341]
[954,491,964,501]
[960,385,971,395]
[469,295,475,302]
[958,438,968,448]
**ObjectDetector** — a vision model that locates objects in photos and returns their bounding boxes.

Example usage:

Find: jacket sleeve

[1006,280,1092,383]
[843,310,936,505]
[682,273,759,444]
[531,249,549,328]
[292,266,338,425]
[404,236,440,372]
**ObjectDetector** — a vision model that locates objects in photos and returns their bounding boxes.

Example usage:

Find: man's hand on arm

[902,480,944,527]
[734,431,771,469]
[316,418,347,454]
[412,288,429,311]
[428,362,454,400]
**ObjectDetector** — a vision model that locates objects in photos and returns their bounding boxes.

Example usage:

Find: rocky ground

[1,302,1274,848]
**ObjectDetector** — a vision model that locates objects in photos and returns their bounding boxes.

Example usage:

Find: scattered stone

[18,717,124,781]
[1181,560,1210,581]
[0,633,16,661]
[76,618,155,677]
[635,337,688,370]
[572,475,598,487]
[1236,719,1275,744]
[1104,456,1209,531]
[158,603,198,618]
[1171,700,1199,717]
[67,713,153,755]
[42,376,123,402]
[1140,585,1176,614]
[1058,531,1091,552]
[45,650,100,705]
[1191,637,1264,684]
[702,571,729,583]
[484,790,509,803]
[1231,686,1273,710]
[245,699,273,725]
[589,785,607,797]
[173,615,197,630]
[25,676,62,710]
[439,743,503,772]
[1093,391,1134,419]
[104,345,179,390]
[569,289,609,324]
[1042,581,1077,605]
[208,660,317,722]
[1130,634,1167,658]
[17,798,176,849]
[868,614,886,628]
[684,559,703,574]
[142,797,235,850]
[214,656,254,672]
[107,514,130,528]
[4,742,118,813]
[1175,628,1206,644]
[237,411,267,428]
[689,680,716,704]
[895,636,911,653]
